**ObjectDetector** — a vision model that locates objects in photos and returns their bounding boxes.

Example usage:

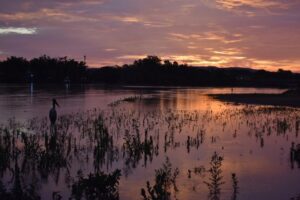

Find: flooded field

[0,85,299,200]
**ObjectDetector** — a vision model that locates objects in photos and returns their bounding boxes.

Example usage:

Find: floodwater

[0,84,299,200]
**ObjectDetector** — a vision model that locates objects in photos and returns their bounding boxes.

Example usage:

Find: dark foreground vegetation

[0,55,299,87]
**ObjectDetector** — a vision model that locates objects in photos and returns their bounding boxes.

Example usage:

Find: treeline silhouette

[89,56,299,87]
[0,55,87,83]
[0,55,299,87]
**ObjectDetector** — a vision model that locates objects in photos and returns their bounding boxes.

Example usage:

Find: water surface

[0,85,298,200]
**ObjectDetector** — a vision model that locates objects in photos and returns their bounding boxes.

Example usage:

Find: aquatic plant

[231,173,239,200]
[0,158,41,200]
[276,118,290,135]
[204,152,225,200]
[93,114,117,171]
[70,169,121,200]
[141,157,179,200]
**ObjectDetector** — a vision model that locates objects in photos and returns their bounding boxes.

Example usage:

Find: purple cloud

[0,0,300,71]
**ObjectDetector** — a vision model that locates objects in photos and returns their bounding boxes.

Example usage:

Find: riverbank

[210,91,300,107]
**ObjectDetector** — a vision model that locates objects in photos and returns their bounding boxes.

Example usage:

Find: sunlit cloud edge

[0,27,38,35]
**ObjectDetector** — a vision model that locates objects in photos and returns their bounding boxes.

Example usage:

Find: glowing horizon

[1,0,300,72]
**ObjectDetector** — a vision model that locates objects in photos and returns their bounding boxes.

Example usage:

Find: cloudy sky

[0,0,300,71]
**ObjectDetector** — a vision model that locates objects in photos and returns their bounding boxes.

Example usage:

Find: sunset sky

[0,0,300,71]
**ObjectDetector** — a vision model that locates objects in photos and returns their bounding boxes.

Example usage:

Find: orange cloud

[215,0,289,9]
[169,31,243,44]
[203,0,300,16]
[0,8,98,22]
[113,16,142,23]
[117,54,148,60]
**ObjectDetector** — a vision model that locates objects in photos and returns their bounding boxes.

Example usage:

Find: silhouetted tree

[0,55,87,83]
[1,55,299,87]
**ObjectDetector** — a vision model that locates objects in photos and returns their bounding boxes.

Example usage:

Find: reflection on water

[0,85,298,200]
[0,85,285,123]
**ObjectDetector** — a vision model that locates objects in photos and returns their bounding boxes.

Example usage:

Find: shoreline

[209,93,300,107]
